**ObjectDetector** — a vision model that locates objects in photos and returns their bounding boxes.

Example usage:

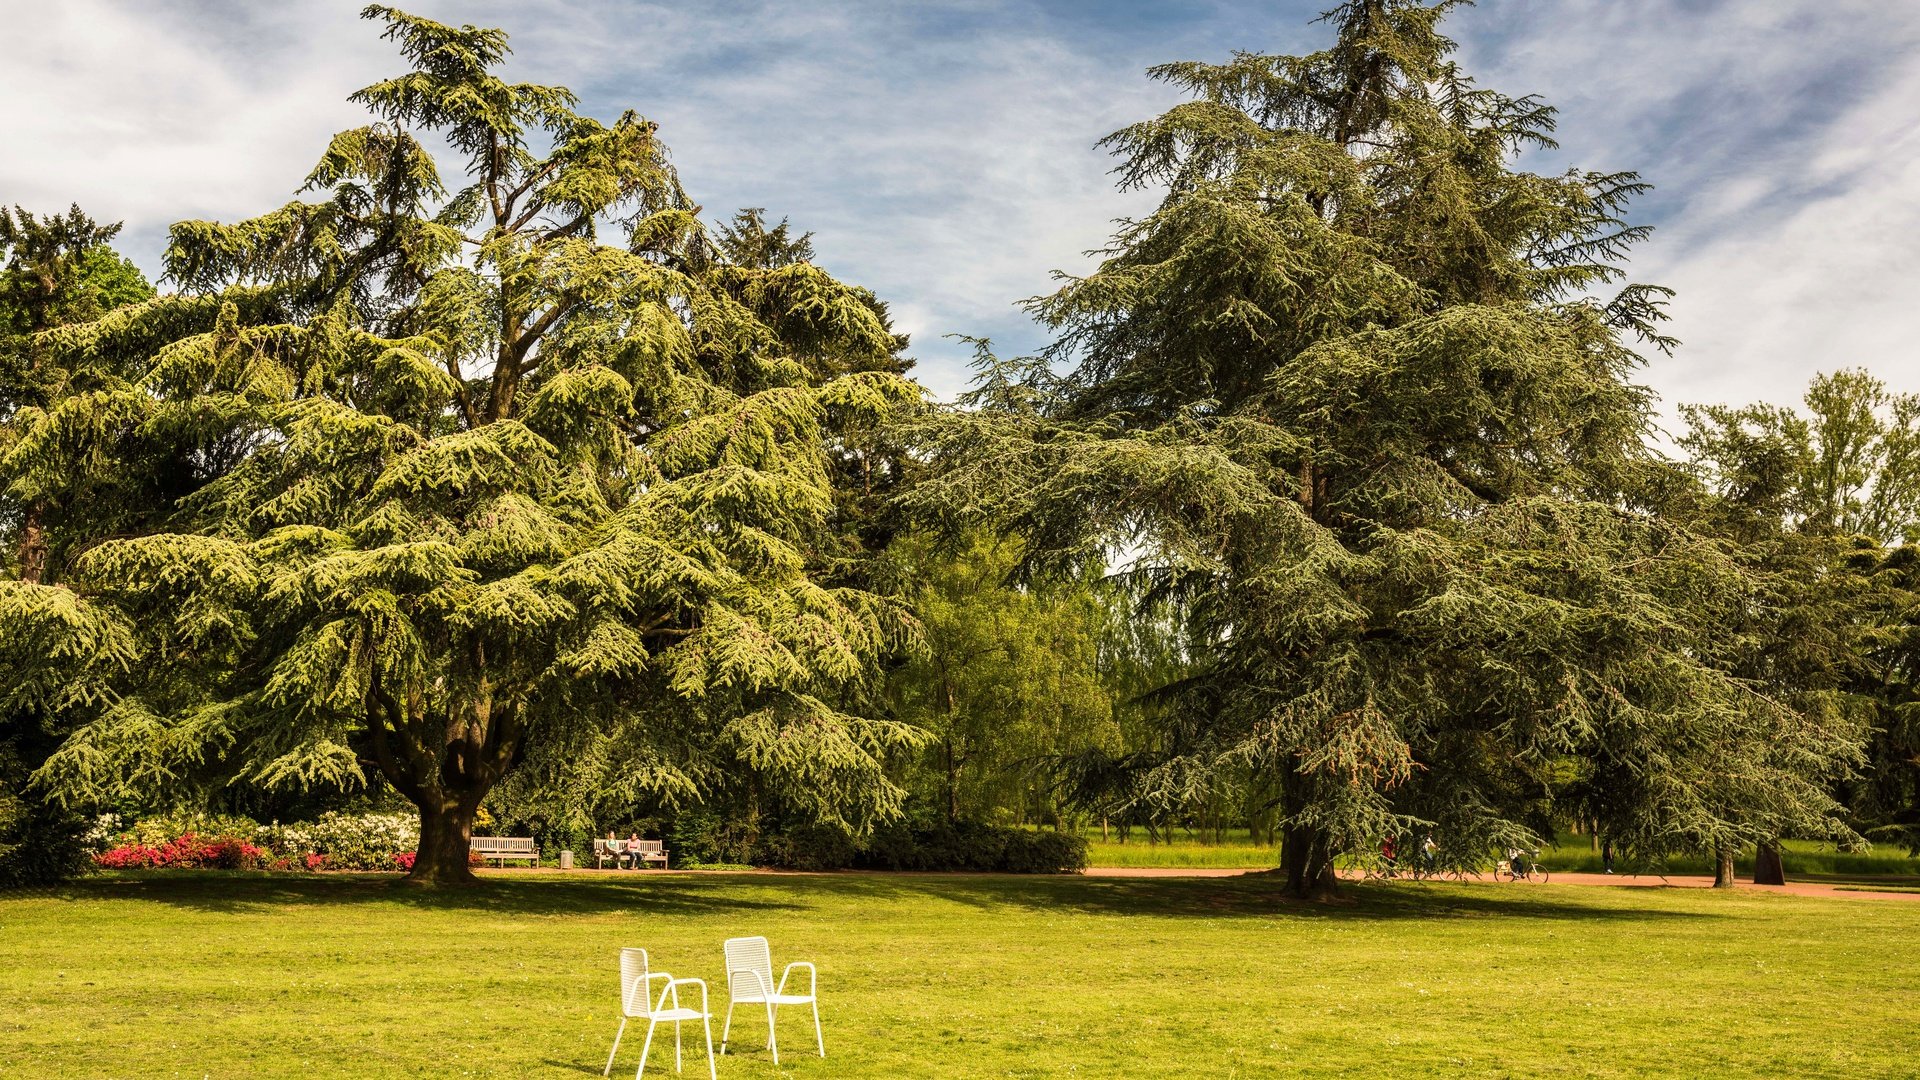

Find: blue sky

[3,0,1916,426]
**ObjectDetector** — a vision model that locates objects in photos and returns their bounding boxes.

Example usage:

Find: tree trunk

[1281,823,1339,901]
[1753,839,1785,886]
[1712,845,1736,888]
[408,799,479,885]
[17,503,48,584]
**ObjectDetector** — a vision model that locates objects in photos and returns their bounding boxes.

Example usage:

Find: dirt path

[1080,865,1920,900]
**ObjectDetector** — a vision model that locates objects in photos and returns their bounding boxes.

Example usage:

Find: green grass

[1537,837,1920,878]
[1080,830,1920,877]
[1085,832,1277,868]
[3,871,1918,1077]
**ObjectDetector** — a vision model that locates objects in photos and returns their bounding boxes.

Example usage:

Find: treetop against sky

[1,0,1916,417]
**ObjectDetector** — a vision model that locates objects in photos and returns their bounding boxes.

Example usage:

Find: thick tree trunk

[408,799,479,885]
[1281,824,1340,901]
[1712,845,1736,888]
[1752,839,1785,886]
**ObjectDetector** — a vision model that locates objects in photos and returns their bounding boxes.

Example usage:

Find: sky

[2,0,1916,430]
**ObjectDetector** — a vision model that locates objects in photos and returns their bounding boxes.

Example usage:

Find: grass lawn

[1080,830,1920,878]
[2,871,1917,1079]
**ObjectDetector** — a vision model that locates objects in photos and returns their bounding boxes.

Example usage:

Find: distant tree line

[1,2,1913,892]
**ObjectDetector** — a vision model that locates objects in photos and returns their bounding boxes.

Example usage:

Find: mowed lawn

[2,872,1918,1078]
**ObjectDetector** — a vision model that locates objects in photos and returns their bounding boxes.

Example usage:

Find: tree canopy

[906,0,1858,896]
[12,6,923,883]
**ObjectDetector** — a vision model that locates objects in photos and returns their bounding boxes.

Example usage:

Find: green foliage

[885,530,1117,823]
[905,0,1854,896]
[0,742,89,888]
[1683,370,1920,854]
[12,7,924,882]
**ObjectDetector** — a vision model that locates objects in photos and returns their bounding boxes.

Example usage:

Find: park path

[1080,865,1920,901]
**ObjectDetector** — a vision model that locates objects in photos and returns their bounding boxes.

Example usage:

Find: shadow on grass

[58,871,807,918]
[47,868,1715,926]
[763,872,1719,924]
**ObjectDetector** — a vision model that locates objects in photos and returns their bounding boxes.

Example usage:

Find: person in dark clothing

[1602,838,1614,874]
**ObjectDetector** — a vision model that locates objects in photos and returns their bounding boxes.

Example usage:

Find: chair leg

[767,1001,779,1065]
[636,1019,659,1080]
[605,1017,628,1076]
[813,998,824,1057]
[720,1000,735,1054]
[702,1012,717,1080]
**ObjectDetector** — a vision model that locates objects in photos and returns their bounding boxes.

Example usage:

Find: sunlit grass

[3,870,1917,1077]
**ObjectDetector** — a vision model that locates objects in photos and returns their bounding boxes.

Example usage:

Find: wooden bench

[470,836,540,867]
[592,838,669,869]
[593,838,628,869]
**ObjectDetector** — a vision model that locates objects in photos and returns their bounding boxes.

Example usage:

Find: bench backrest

[470,836,536,853]
[633,840,664,854]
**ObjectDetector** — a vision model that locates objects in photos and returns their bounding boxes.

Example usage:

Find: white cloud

[1466,0,1920,430]
[2,0,1915,415]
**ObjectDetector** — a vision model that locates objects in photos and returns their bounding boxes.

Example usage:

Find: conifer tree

[910,0,1852,896]
[0,205,157,885]
[13,7,922,883]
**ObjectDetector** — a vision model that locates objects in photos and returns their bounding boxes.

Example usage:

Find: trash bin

[559,849,573,870]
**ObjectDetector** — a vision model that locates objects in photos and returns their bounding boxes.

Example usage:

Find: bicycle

[1495,848,1549,883]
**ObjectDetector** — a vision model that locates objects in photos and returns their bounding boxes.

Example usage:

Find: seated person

[626,832,644,869]
[604,829,628,869]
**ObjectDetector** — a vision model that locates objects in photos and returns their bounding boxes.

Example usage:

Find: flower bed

[91,811,426,873]
[94,833,266,870]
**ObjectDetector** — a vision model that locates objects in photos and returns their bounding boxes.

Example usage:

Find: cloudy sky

[2,0,1915,428]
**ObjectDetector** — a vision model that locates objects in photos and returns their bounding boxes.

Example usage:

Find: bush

[94,811,423,872]
[0,744,91,888]
[1002,830,1088,874]
[255,811,419,870]
[753,823,858,871]
[93,833,266,870]
[748,820,1086,874]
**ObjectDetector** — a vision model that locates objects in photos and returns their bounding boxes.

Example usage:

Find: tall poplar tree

[910,0,1853,896]
[12,7,922,883]
[1684,370,1920,871]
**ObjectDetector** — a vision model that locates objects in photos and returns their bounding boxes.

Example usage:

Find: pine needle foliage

[15,7,922,883]
[908,0,1851,897]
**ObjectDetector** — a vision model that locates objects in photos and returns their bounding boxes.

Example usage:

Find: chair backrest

[619,948,650,1016]
[724,936,773,995]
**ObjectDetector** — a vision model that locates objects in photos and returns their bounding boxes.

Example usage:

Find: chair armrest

[728,966,773,1001]
[777,961,816,998]
[666,976,709,1014]
[625,972,674,1014]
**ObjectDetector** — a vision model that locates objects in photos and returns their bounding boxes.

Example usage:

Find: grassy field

[3,871,1918,1078]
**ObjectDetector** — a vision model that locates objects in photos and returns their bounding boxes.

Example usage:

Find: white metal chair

[720,935,821,1064]
[604,947,716,1080]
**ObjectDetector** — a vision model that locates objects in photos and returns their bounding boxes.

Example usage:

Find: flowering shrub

[92,811,423,872]
[93,833,265,870]
[256,812,419,870]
